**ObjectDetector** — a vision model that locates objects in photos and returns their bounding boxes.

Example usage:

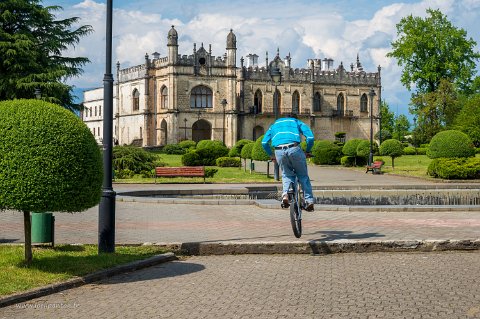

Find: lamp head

[270,67,282,85]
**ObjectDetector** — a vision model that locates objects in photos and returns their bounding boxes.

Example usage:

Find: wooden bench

[155,166,206,183]
[366,161,383,174]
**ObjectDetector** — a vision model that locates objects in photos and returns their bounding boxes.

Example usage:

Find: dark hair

[285,113,298,119]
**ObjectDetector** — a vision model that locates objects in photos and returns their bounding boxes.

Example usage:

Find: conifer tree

[0,0,92,111]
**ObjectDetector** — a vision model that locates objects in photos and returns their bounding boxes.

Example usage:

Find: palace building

[82,26,381,148]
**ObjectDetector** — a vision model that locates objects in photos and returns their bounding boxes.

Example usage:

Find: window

[99,105,102,117]
[98,127,100,136]
[360,94,368,112]
[337,93,345,116]
[132,89,140,111]
[254,90,262,114]
[313,92,321,112]
[161,86,168,109]
[190,85,213,108]
[89,108,92,117]
[93,127,95,135]
[95,106,97,116]
[85,108,88,118]
[292,91,300,114]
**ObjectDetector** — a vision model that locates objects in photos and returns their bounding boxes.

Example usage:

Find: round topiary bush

[216,156,241,167]
[427,157,480,179]
[427,130,475,159]
[312,140,342,165]
[196,140,229,165]
[403,146,417,155]
[0,99,103,212]
[342,138,363,157]
[181,150,203,166]
[380,139,404,169]
[228,139,253,157]
[252,135,271,161]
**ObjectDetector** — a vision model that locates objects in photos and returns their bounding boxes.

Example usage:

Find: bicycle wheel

[289,182,302,238]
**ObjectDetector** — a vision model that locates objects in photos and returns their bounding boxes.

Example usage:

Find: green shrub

[178,140,196,149]
[380,139,404,169]
[335,132,346,139]
[420,144,430,148]
[342,138,363,157]
[427,157,480,179]
[204,168,218,178]
[228,139,253,157]
[403,146,417,155]
[195,140,229,165]
[312,140,342,165]
[0,99,103,213]
[114,169,135,179]
[427,130,475,159]
[356,140,371,158]
[252,135,271,161]
[416,147,427,155]
[181,150,203,166]
[216,157,241,167]
[162,143,186,155]
[341,156,356,167]
[240,142,254,159]
[113,146,158,174]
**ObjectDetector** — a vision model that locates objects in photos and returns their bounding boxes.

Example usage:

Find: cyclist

[262,113,315,211]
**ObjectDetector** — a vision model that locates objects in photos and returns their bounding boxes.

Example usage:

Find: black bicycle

[287,177,304,238]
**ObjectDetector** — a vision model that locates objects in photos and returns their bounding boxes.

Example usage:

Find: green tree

[0,0,92,111]
[392,114,410,141]
[387,8,480,94]
[453,94,480,147]
[379,100,394,143]
[379,139,404,169]
[0,99,103,263]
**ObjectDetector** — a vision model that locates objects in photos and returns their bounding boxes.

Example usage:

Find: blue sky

[44,0,480,120]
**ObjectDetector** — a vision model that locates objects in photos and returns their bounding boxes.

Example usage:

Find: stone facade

[82,26,381,148]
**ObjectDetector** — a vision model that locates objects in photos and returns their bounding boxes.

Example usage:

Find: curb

[167,239,480,255]
[0,252,177,309]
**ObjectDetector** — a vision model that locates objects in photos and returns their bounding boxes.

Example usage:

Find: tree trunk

[392,157,395,170]
[23,210,32,264]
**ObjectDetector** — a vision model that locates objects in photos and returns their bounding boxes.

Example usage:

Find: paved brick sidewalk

[3,201,480,245]
[2,252,480,319]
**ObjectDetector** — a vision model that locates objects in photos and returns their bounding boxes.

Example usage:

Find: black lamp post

[221,98,227,144]
[99,0,116,254]
[270,66,282,181]
[368,87,376,166]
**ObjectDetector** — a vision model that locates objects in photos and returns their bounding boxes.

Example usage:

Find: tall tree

[375,100,394,143]
[387,8,480,94]
[0,0,92,111]
[454,94,480,147]
[392,114,410,141]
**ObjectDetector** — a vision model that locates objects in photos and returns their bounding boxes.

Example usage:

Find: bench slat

[154,166,206,183]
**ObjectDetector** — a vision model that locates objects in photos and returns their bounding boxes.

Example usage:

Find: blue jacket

[262,117,314,157]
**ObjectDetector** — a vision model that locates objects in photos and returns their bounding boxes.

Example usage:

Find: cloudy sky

[43,0,480,120]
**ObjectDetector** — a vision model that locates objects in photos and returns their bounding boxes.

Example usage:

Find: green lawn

[114,154,276,184]
[0,245,168,297]
[373,155,433,178]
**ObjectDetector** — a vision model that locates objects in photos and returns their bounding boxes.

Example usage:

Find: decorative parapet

[119,64,147,82]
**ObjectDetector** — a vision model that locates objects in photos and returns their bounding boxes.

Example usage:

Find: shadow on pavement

[308,230,385,242]
[0,238,19,243]
[102,261,205,284]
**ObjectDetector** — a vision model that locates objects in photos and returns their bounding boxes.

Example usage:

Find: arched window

[360,93,368,112]
[132,89,140,111]
[313,92,321,112]
[254,90,262,114]
[190,85,213,108]
[337,93,345,116]
[273,89,281,116]
[161,86,168,109]
[292,91,300,114]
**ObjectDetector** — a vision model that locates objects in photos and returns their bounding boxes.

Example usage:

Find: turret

[167,25,178,65]
[226,29,236,67]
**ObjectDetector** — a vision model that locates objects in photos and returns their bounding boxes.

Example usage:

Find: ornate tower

[226,29,236,68]
[167,25,178,65]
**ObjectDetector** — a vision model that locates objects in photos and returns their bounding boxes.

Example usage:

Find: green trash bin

[31,212,55,246]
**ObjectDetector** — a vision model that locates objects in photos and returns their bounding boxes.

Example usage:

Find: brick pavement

[1,252,480,319]
[3,202,480,245]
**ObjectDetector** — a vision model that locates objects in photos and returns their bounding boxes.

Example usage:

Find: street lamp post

[368,87,376,166]
[270,67,282,181]
[99,0,116,254]
[221,98,227,144]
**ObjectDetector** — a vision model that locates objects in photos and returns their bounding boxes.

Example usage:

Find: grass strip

[0,245,168,297]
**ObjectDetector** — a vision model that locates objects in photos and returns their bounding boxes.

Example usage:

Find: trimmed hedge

[216,157,241,167]
[0,99,103,212]
[229,139,253,157]
[403,146,417,155]
[252,135,271,161]
[312,140,342,165]
[427,157,480,179]
[427,130,475,159]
